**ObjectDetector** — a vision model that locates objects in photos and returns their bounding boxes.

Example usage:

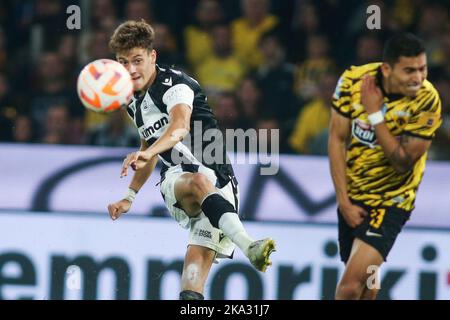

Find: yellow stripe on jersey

[332,62,442,212]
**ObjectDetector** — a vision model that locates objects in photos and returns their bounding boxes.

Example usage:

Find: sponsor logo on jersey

[352,119,377,147]
[140,117,169,138]
[351,104,387,147]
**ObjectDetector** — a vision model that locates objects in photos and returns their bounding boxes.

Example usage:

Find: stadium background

[0,0,449,300]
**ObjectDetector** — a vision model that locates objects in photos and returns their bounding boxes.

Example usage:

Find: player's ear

[381,62,391,78]
[150,49,157,64]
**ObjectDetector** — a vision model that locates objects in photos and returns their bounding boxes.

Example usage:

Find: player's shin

[200,193,254,254]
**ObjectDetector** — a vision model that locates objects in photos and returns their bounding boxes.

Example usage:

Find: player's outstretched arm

[109,140,158,221]
[128,139,159,191]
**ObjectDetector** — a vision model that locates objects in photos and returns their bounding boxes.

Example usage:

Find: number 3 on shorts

[369,208,386,229]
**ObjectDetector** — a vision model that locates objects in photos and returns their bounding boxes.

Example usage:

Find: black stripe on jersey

[134,95,145,128]
[368,168,397,184]
[158,145,198,167]
[159,149,173,164]
[403,131,433,140]
[369,176,407,193]
[415,92,434,110]
[337,91,352,98]
[352,159,390,176]
[331,103,352,118]
[230,176,239,211]
[375,173,412,193]
[386,99,406,109]
[127,106,135,119]
[159,163,200,183]
[419,95,439,113]
[181,164,200,173]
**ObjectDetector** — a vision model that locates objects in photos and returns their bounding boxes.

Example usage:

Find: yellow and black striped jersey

[332,62,442,212]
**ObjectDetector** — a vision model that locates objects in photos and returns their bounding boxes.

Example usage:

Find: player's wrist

[142,148,154,160]
[338,197,352,209]
[123,187,138,204]
[367,110,384,126]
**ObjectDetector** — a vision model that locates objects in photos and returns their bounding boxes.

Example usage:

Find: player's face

[382,53,428,97]
[117,48,156,92]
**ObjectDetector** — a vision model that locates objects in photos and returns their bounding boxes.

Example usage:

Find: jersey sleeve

[403,89,442,140]
[331,69,353,118]
[162,83,194,113]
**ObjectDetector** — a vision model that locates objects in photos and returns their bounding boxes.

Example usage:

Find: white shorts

[159,164,239,259]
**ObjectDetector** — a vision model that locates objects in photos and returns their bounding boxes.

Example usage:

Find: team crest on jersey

[352,119,377,147]
[393,110,410,129]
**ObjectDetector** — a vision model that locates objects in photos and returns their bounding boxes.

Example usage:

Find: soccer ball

[77,59,133,113]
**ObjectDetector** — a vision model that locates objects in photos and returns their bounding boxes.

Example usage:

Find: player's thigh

[360,286,379,300]
[181,244,216,291]
[174,172,216,216]
[340,238,384,286]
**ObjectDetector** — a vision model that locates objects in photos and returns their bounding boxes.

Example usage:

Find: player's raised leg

[174,172,276,272]
[335,238,383,300]
[179,245,216,300]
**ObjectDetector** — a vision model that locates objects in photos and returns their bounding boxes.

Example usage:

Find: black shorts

[337,200,411,263]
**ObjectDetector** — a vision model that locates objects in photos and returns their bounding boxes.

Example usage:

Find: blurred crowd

[0,0,449,159]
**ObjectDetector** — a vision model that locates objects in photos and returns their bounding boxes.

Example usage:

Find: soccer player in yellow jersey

[328,33,442,300]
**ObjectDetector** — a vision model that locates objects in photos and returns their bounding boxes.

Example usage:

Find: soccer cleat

[247,238,276,272]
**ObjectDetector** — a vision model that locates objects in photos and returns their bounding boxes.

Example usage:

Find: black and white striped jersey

[126,65,235,187]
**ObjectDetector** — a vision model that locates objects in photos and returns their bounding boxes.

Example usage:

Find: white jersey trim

[162,83,194,113]
[172,141,202,165]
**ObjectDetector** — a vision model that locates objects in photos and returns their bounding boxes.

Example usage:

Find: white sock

[218,212,254,255]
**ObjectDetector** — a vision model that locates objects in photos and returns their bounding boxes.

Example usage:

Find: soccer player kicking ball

[329,33,441,300]
[106,20,275,300]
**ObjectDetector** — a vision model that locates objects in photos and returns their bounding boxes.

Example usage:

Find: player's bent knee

[179,290,204,300]
[189,173,215,201]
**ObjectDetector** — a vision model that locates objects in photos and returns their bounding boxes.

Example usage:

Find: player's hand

[120,150,152,177]
[339,202,368,228]
[107,199,131,220]
[361,74,384,114]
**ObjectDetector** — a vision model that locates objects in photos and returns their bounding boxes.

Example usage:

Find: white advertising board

[0,143,449,228]
[0,212,449,300]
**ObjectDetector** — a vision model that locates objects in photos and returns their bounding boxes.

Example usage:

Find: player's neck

[381,75,391,94]
[381,75,406,99]
[381,75,400,96]
[145,66,157,89]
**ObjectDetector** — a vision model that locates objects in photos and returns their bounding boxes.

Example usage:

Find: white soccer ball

[77,59,133,113]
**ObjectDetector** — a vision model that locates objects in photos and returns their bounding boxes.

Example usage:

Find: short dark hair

[383,33,426,66]
[109,20,155,54]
